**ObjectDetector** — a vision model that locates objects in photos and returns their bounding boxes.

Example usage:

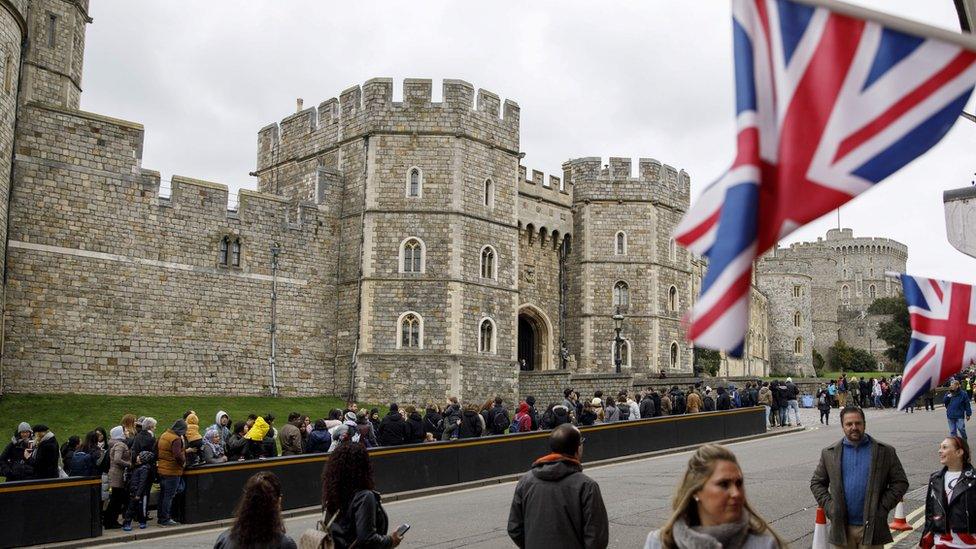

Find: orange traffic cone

[889,498,913,531]
[812,507,828,549]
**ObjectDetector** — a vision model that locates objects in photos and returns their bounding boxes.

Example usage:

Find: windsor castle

[0,1,908,404]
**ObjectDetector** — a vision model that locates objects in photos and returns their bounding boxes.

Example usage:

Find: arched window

[670,342,679,369]
[794,337,803,355]
[615,231,627,255]
[669,238,677,261]
[841,285,850,299]
[480,245,496,279]
[219,236,241,267]
[397,312,423,349]
[219,236,228,265]
[479,318,495,353]
[400,237,425,273]
[611,339,631,368]
[869,284,876,298]
[230,238,241,267]
[406,167,422,198]
[668,286,678,312]
[613,281,630,309]
[484,178,494,208]
[793,311,801,327]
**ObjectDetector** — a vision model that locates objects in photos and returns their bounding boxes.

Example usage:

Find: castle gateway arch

[518,304,553,371]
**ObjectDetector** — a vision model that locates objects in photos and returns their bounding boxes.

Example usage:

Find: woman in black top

[921,436,976,547]
[323,444,402,549]
[214,471,296,549]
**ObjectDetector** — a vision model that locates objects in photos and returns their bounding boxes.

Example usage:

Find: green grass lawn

[0,393,385,442]
[818,371,894,379]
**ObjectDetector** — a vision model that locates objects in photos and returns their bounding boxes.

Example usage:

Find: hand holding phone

[391,524,409,546]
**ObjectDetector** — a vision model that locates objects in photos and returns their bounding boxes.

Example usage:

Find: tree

[827,340,877,372]
[694,347,722,377]
[812,348,825,376]
[872,295,910,365]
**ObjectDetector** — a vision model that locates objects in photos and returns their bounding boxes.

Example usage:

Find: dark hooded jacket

[551,405,572,428]
[639,395,656,419]
[29,431,60,479]
[406,412,425,444]
[716,388,732,411]
[306,421,332,454]
[377,412,409,447]
[127,451,156,499]
[456,409,483,439]
[507,453,609,549]
[1,432,33,481]
[423,410,444,440]
[129,428,156,467]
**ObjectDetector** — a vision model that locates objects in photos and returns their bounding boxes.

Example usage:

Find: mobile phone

[395,524,410,537]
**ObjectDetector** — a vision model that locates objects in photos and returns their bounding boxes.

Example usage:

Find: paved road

[101,406,949,548]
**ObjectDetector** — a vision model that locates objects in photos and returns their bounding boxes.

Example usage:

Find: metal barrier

[0,476,101,548]
[182,407,764,524]
[0,407,764,545]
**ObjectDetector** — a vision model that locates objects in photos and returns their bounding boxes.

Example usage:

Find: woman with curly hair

[645,444,784,548]
[214,471,296,548]
[322,443,402,548]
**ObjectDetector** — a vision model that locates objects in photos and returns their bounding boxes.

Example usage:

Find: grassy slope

[0,394,384,441]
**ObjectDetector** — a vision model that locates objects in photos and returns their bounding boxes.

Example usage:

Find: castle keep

[0,2,908,403]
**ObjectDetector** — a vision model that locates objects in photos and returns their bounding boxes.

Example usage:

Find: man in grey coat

[508,424,609,549]
[810,407,908,548]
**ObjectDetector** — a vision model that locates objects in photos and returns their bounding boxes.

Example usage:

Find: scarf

[671,515,751,549]
[203,428,225,458]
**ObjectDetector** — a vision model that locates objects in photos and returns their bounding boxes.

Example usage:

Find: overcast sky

[80,1,976,281]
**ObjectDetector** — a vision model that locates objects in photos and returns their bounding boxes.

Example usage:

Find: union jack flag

[674,0,976,356]
[897,274,976,411]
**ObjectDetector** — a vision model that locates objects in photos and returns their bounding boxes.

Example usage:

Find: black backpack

[491,408,510,434]
[618,404,631,421]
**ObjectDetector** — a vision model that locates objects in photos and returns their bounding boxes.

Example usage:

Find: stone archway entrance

[518,305,552,371]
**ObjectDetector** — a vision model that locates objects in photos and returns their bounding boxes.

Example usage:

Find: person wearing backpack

[524,396,540,431]
[423,405,444,440]
[817,387,832,425]
[487,397,510,436]
[70,431,103,477]
[512,402,533,433]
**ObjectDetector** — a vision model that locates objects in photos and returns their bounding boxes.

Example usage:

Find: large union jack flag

[898,274,976,410]
[674,0,976,356]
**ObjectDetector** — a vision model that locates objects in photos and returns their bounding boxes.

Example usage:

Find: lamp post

[612,308,625,374]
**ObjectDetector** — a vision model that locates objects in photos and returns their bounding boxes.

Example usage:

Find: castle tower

[18,0,90,109]
[563,156,693,376]
[755,256,816,376]
[255,78,522,404]
[0,1,27,295]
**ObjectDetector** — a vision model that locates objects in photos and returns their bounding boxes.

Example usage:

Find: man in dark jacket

[225,421,249,460]
[377,404,409,446]
[129,417,157,467]
[650,389,662,417]
[773,380,790,427]
[525,395,539,431]
[810,407,908,548]
[945,379,972,439]
[28,424,59,479]
[716,387,732,411]
[487,397,510,436]
[639,392,656,418]
[508,424,609,549]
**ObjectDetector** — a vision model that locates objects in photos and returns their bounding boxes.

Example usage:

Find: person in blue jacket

[945,379,973,440]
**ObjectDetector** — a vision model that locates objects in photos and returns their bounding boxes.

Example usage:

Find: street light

[612,308,625,374]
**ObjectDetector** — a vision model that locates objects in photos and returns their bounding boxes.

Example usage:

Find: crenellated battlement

[518,165,572,206]
[562,156,691,211]
[256,78,521,174]
[144,172,319,229]
[756,255,813,278]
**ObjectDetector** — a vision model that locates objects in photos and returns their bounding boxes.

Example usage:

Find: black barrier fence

[183,407,765,524]
[0,407,764,547]
[0,476,101,549]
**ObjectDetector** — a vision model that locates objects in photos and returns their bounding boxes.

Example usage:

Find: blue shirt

[827,385,837,396]
[842,435,872,525]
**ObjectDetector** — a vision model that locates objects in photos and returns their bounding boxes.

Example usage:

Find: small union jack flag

[674,0,976,356]
[898,274,976,410]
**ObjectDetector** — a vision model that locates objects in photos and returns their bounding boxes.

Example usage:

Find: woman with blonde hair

[645,444,784,548]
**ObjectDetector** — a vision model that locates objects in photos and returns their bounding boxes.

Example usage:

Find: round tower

[0,0,27,303]
[756,257,816,377]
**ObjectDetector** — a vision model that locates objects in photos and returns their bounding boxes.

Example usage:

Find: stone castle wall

[3,102,335,395]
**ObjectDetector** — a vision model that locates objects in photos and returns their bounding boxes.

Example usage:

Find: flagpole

[792,0,976,53]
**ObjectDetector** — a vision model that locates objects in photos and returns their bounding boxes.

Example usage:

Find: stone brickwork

[0,3,913,399]
[563,157,693,377]
[4,102,334,395]
[755,257,815,376]
[767,228,907,364]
